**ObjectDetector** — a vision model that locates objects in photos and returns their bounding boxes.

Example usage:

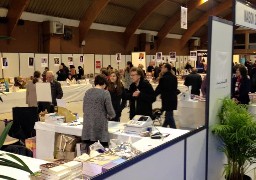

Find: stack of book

[40,160,82,180]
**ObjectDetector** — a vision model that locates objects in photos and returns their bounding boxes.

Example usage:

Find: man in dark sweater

[184,68,202,95]
[155,63,177,128]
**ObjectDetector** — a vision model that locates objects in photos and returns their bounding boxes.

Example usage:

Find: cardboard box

[55,151,76,161]
[55,133,80,152]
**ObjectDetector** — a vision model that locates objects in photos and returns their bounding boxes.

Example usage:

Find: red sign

[96,60,101,69]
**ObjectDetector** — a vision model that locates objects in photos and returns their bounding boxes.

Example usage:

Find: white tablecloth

[0,84,92,114]
[0,150,48,180]
[34,121,189,160]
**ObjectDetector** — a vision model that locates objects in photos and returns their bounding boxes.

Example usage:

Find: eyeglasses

[130,73,138,77]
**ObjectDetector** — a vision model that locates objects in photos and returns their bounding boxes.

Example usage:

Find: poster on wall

[116,53,121,63]
[54,57,60,66]
[1,57,8,69]
[215,51,229,89]
[169,52,176,62]
[183,56,188,65]
[196,50,207,73]
[80,56,84,64]
[28,57,34,68]
[68,57,74,65]
[152,55,155,61]
[190,51,197,61]
[138,52,144,61]
[156,52,162,62]
[41,57,48,67]
[95,60,101,69]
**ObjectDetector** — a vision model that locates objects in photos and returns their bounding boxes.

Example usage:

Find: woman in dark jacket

[108,70,126,122]
[231,65,251,104]
[128,67,156,119]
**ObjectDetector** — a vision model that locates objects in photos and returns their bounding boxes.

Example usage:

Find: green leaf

[0,122,13,148]
[0,175,16,180]
[0,161,31,174]
[6,153,33,174]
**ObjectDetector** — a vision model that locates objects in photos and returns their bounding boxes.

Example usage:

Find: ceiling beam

[124,0,165,49]
[79,0,110,45]
[156,0,205,49]
[180,0,232,49]
[7,0,30,37]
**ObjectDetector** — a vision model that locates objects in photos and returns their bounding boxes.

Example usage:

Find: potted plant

[212,97,256,180]
[0,122,40,179]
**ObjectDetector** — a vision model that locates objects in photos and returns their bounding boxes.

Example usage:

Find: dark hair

[33,71,41,84]
[125,61,133,73]
[164,63,172,71]
[61,63,65,66]
[239,66,248,78]
[108,70,124,95]
[127,61,133,68]
[100,68,109,76]
[130,67,144,79]
[78,66,82,69]
[94,74,108,86]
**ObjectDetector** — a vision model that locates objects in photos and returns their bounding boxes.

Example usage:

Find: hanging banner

[235,1,256,30]
[190,51,197,61]
[169,52,176,62]
[181,6,187,29]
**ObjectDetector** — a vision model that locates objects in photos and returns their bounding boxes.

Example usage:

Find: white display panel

[49,54,61,75]
[2,53,19,78]
[186,129,206,180]
[95,54,103,74]
[125,55,131,65]
[207,17,233,180]
[108,140,185,180]
[110,55,119,70]
[35,53,48,73]
[19,53,35,78]
[102,55,111,68]
[117,55,126,70]
[84,54,94,75]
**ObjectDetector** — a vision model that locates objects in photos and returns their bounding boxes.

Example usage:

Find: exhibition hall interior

[0,0,256,179]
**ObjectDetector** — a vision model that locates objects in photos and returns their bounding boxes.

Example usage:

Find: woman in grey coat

[82,74,115,148]
[26,71,41,107]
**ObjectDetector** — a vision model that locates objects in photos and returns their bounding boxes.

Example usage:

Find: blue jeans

[163,110,176,128]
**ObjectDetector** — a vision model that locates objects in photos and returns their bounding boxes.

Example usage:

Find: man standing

[38,71,63,113]
[155,63,177,128]
[128,67,155,119]
[184,68,202,96]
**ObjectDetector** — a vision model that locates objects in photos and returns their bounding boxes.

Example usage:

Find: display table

[177,100,205,129]
[35,121,189,160]
[0,150,49,180]
[0,84,92,114]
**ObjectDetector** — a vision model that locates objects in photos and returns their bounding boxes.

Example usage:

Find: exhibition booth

[0,8,247,180]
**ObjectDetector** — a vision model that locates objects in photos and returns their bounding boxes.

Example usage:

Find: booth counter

[0,84,92,114]
[34,120,189,160]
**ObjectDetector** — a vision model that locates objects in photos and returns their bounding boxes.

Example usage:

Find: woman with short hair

[82,74,115,148]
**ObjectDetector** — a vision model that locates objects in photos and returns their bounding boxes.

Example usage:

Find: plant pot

[225,174,251,180]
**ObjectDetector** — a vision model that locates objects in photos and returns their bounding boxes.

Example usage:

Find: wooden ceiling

[0,0,254,49]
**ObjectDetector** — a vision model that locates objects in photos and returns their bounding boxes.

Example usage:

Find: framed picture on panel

[183,56,188,65]
[116,53,121,63]
[41,57,48,67]
[2,57,8,69]
[54,57,60,66]
[68,56,74,65]
[156,52,162,62]
[28,57,34,68]
[80,56,84,63]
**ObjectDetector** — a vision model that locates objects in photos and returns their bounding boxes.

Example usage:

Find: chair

[8,107,39,140]
[0,120,19,146]
[152,108,163,126]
